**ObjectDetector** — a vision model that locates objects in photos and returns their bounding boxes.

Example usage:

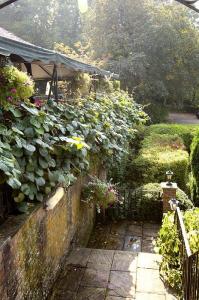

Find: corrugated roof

[0,27,119,79]
[0,27,33,45]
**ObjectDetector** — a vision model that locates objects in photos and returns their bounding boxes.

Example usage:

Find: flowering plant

[82,177,118,212]
[0,65,34,109]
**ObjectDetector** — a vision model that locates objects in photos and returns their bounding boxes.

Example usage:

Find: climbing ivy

[0,89,147,208]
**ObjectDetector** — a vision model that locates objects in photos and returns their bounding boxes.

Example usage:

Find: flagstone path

[48,221,177,299]
[49,248,177,300]
[88,221,160,253]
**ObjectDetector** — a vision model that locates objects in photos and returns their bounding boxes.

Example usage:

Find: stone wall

[0,167,100,299]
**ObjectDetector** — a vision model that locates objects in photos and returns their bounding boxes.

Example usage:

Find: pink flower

[7,96,13,102]
[34,99,43,108]
[10,88,17,94]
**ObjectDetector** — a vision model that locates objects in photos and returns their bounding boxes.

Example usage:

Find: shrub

[82,177,118,212]
[146,124,198,151]
[129,145,189,191]
[189,130,199,205]
[131,183,193,222]
[156,208,199,295]
[0,66,34,108]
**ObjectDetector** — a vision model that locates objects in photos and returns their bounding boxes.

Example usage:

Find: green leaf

[35,177,46,186]
[25,173,35,182]
[39,148,49,157]
[7,177,21,189]
[0,124,7,135]
[17,202,28,213]
[36,193,44,202]
[12,127,24,135]
[23,143,36,153]
[35,127,45,135]
[14,192,25,203]
[39,157,48,169]
[36,169,44,176]
[24,128,35,138]
[30,117,41,128]
[13,148,23,158]
[9,107,22,118]
[21,103,39,115]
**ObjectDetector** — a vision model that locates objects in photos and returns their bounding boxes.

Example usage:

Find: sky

[78,0,88,13]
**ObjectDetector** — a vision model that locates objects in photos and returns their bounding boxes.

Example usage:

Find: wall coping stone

[46,187,65,211]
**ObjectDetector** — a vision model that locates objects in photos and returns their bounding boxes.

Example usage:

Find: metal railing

[175,207,199,300]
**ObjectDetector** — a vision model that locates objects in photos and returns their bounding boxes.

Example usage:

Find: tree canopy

[1,0,199,112]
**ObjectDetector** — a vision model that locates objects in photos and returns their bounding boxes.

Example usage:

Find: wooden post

[161,182,178,213]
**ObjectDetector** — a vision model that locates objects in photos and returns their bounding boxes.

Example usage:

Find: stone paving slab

[136,292,166,300]
[88,249,114,267]
[137,252,161,270]
[65,248,91,267]
[108,270,136,298]
[76,286,106,300]
[106,297,133,300]
[49,247,177,300]
[136,268,166,294]
[88,221,160,253]
[81,267,110,288]
[111,251,137,272]
[127,223,142,236]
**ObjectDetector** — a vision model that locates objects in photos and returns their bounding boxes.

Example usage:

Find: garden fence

[175,207,199,300]
[106,187,162,222]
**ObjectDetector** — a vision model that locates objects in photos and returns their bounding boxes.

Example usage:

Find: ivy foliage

[156,208,199,296]
[0,89,147,207]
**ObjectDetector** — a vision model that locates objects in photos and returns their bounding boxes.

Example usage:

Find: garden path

[168,112,199,124]
[49,221,177,299]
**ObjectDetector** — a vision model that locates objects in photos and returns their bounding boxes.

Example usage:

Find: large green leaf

[39,157,48,169]
[21,103,39,115]
[35,177,46,186]
[23,143,36,153]
[30,117,41,128]
[7,177,21,189]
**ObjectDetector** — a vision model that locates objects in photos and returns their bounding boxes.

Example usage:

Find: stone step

[49,248,177,300]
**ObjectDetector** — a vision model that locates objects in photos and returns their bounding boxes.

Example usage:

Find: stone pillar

[161,182,178,213]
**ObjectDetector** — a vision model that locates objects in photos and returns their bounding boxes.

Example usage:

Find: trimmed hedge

[129,144,189,191]
[146,124,198,151]
[190,130,199,205]
[132,183,193,222]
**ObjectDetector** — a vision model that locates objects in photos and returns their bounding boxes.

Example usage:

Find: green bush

[156,208,199,295]
[129,145,189,191]
[190,130,199,205]
[131,183,193,222]
[146,124,198,151]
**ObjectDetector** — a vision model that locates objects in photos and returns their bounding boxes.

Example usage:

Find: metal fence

[175,207,199,300]
[106,187,163,222]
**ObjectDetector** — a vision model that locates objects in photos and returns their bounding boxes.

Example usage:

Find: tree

[82,0,199,110]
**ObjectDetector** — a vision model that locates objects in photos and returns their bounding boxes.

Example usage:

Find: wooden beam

[0,0,20,10]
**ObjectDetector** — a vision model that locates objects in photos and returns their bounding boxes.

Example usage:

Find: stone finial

[161,182,178,213]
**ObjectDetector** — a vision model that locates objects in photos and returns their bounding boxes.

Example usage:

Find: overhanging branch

[175,0,199,13]
[0,0,20,10]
